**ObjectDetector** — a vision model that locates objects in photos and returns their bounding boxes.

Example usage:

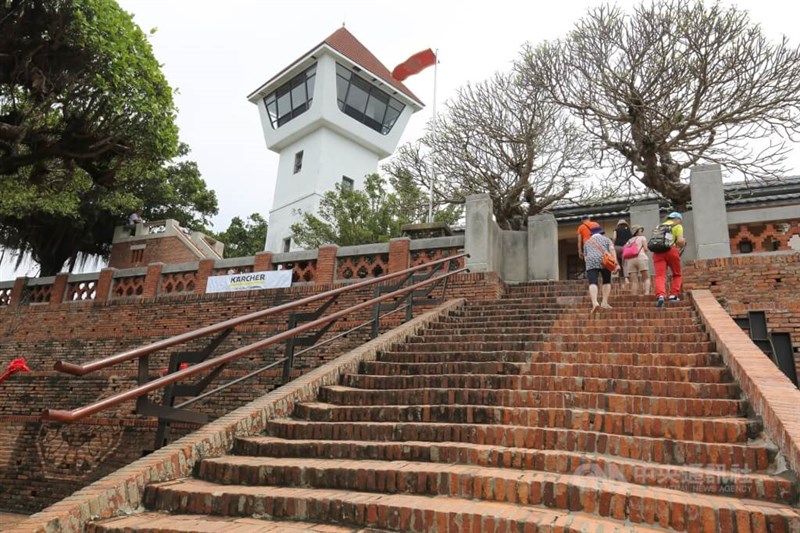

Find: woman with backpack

[622,225,650,296]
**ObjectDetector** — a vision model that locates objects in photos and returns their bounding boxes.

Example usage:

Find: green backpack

[647,223,674,253]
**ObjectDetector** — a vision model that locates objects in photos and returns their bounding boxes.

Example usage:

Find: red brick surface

[3,299,466,532]
[684,252,800,380]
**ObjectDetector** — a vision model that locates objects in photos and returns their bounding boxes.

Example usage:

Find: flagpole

[427,49,438,223]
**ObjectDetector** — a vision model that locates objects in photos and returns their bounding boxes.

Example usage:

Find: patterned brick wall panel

[160,271,197,296]
[729,220,800,254]
[111,276,145,299]
[25,284,52,304]
[337,254,388,280]
[410,247,465,269]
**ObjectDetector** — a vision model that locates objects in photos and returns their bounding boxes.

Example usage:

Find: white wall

[266,193,321,252]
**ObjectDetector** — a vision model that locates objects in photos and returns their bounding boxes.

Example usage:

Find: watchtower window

[293,151,303,174]
[264,64,317,129]
[335,63,405,135]
[283,237,291,253]
[342,176,354,192]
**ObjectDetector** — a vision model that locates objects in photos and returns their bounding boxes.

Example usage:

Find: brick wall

[683,252,800,376]
[0,272,501,513]
[108,236,200,269]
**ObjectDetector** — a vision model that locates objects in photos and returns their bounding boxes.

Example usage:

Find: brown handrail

[42,266,467,422]
[54,253,467,376]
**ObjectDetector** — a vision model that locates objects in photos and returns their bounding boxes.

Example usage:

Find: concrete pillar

[528,213,558,280]
[630,201,661,273]
[465,194,496,273]
[689,164,731,259]
[629,200,661,240]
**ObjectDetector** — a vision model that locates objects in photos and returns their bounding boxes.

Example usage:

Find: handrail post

[283,314,298,383]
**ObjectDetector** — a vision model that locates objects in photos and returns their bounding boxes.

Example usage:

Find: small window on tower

[342,176,354,192]
[283,237,291,253]
[293,151,303,174]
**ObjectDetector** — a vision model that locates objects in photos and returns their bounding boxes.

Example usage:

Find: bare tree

[384,70,594,230]
[518,0,800,209]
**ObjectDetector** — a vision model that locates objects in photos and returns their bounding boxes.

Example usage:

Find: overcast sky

[2,0,800,280]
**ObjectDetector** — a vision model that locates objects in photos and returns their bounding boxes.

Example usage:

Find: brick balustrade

[692,289,800,475]
[0,238,463,309]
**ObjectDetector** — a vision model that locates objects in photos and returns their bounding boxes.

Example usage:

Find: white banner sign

[206,270,292,294]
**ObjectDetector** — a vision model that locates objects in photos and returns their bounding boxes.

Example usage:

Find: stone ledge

[691,289,800,473]
[7,298,466,533]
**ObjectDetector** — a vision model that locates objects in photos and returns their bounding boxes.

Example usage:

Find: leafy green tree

[290,173,460,248]
[215,213,268,258]
[0,0,217,274]
[520,0,800,208]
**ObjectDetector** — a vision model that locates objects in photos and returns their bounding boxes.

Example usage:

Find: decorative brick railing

[159,268,197,295]
[729,220,800,254]
[0,236,466,308]
[337,252,388,280]
[25,278,54,304]
[112,272,145,299]
[66,276,97,302]
[0,285,11,306]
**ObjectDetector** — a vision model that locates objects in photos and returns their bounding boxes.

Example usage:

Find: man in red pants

[653,212,686,308]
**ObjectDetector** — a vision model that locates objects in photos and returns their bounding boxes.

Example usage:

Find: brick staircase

[90,282,800,532]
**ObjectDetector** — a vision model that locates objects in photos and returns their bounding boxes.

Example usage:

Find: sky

[2,0,800,280]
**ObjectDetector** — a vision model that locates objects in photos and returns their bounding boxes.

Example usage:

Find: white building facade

[248,28,424,252]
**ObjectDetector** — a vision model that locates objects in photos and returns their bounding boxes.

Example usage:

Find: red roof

[248,27,424,107]
[323,27,423,105]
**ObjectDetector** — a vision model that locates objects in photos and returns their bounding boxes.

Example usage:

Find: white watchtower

[247,27,424,252]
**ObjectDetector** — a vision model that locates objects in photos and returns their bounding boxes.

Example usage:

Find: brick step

[89,512,362,532]
[292,403,758,443]
[425,323,706,335]
[193,456,800,529]
[438,316,700,328]
[266,419,773,469]
[143,479,670,533]
[340,374,740,399]
[319,386,746,417]
[359,361,730,382]
[393,340,716,353]
[454,309,696,320]
[377,350,724,367]
[407,332,711,344]
[467,298,693,309]
[235,436,792,503]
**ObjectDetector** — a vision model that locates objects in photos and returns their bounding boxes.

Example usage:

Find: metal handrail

[53,253,467,376]
[172,304,409,410]
[41,264,467,423]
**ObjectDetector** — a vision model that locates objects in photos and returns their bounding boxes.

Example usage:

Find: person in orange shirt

[577,215,600,261]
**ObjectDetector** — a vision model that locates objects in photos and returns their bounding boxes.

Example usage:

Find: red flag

[392,48,436,81]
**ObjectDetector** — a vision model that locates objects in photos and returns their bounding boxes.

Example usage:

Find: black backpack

[647,223,675,253]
